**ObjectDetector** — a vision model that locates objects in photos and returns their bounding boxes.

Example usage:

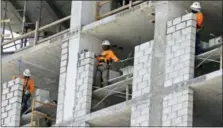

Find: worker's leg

[195,32,203,55]
[21,93,31,114]
[94,66,103,88]
[101,63,109,87]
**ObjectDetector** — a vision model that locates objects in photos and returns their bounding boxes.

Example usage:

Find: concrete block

[135,51,144,58]
[5,104,12,111]
[168,99,177,106]
[9,96,21,104]
[182,89,194,95]
[167,20,172,27]
[132,111,141,118]
[162,120,171,126]
[182,27,196,35]
[10,85,23,92]
[177,108,193,116]
[171,57,179,65]
[136,115,147,123]
[6,92,13,99]
[12,102,21,110]
[2,100,9,107]
[173,30,182,39]
[2,88,9,95]
[61,60,67,67]
[162,114,168,121]
[135,45,140,52]
[215,36,222,45]
[176,22,186,31]
[173,17,181,25]
[167,26,175,34]
[141,121,149,126]
[173,75,184,84]
[85,51,95,58]
[2,112,8,119]
[169,111,177,119]
[62,42,68,49]
[184,46,195,55]
[163,107,171,114]
[11,115,20,122]
[172,44,179,52]
[186,20,196,27]
[2,94,7,101]
[61,47,68,55]
[182,115,193,122]
[61,53,68,61]
[182,13,196,21]
[186,33,196,41]
[174,49,185,57]
[13,90,23,97]
[3,83,8,89]
[140,42,150,50]
[164,79,173,87]
[60,66,66,73]
[166,34,172,41]
[172,117,182,125]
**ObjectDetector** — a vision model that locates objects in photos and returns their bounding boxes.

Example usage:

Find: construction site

[0,0,222,127]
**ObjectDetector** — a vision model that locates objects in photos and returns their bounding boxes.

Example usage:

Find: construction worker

[95,40,120,87]
[13,69,35,115]
[190,2,204,55]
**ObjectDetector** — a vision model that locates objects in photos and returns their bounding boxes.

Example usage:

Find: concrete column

[56,41,69,124]
[1,78,23,126]
[164,13,196,87]
[72,51,95,126]
[62,1,101,123]
[162,88,193,126]
[131,40,154,126]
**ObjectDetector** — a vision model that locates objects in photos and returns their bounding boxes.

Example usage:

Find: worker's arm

[196,13,204,32]
[29,80,35,95]
[109,50,120,62]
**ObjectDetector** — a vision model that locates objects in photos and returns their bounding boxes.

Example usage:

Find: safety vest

[196,12,204,29]
[96,50,119,65]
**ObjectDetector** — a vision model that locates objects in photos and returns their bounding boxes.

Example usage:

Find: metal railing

[96,0,144,20]
[1,15,71,51]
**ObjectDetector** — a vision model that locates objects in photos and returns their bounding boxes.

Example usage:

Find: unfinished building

[0,0,222,127]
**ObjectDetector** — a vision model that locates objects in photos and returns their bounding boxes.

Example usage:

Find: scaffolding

[29,99,57,127]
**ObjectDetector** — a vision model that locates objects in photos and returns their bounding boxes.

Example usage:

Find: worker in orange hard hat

[190,2,204,55]
[13,69,35,115]
[95,40,120,87]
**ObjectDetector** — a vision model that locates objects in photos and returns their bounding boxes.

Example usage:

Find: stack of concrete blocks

[165,13,196,87]
[56,40,69,124]
[131,40,154,126]
[209,36,222,48]
[35,89,50,106]
[162,88,194,126]
[1,78,23,127]
[73,51,95,126]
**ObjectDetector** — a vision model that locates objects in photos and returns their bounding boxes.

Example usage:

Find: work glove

[25,90,30,95]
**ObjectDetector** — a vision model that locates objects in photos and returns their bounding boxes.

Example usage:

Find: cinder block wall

[56,40,69,124]
[1,78,23,126]
[72,51,95,127]
[131,40,154,126]
[165,13,196,87]
[162,88,193,126]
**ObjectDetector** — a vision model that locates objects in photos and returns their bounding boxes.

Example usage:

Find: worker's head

[23,69,31,79]
[190,2,201,13]
[102,40,111,50]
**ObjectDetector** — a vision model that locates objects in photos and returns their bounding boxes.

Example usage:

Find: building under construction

[0,0,222,127]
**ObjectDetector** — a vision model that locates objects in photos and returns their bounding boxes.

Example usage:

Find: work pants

[195,32,203,55]
[21,93,31,115]
[96,63,109,87]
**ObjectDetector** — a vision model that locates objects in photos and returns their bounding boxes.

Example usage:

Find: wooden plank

[34,100,57,108]
[99,1,111,6]
[196,46,222,61]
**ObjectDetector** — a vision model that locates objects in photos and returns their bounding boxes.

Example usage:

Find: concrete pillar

[131,40,154,126]
[162,88,193,126]
[72,51,95,126]
[56,41,69,124]
[57,1,101,125]
[1,78,23,126]
[164,13,196,87]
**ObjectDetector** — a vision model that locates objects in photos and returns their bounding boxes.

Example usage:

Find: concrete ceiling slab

[80,101,131,127]
[2,39,62,92]
[190,70,222,126]
[82,2,155,48]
